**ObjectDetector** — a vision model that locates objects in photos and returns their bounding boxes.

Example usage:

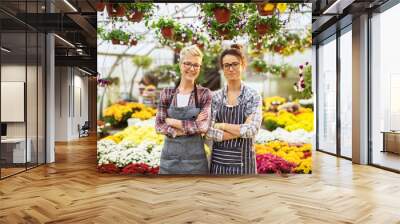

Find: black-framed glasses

[222,62,241,70]
[182,61,201,70]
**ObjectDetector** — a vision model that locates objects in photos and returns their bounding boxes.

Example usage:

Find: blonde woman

[205,44,262,175]
[155,45,212,174]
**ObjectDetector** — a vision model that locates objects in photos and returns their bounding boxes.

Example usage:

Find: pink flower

[256,153,297,174]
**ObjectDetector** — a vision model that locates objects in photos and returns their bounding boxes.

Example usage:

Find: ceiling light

[54,34,75,48]
[322,0,354,15]
[1,47,11,53]
[63,0,78,12]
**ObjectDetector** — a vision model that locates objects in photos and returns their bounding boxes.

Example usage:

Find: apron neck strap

[172,84,199,108]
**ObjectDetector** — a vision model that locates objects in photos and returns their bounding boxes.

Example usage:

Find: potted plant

[125,3,154,23]
[247,14,281,37]
[257,2,276,16]
[250,58,268,73]
[127,34,144,46]
[96,0,106,12]
[173,24,193,43]
[201,3,232,24]
[152,17,177,40]
[269,35,288,54]
[106,3,126,17]
[192,34,208,50]
[107,30,130,45]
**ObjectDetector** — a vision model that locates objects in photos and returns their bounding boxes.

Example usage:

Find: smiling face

[221,54,244,81]
[179,54,202,83]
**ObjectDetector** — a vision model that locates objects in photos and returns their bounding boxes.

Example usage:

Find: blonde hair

[179,45,203,63]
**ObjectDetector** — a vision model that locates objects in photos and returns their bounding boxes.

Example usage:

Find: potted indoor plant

[200,3,233,24]
[173,24,193,43]
[250,58,268,73]
[107,30,130,45]
[106,3,126,17]
[152,17,177,40]
[247,14,281,37]
[125,3,154,23]
[257,2,276,16]
[96,0,106,12]
[192,34,208,50]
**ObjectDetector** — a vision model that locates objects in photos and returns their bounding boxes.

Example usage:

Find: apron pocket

[212,147,243,167]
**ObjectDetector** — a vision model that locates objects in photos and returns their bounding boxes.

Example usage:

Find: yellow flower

[263,3,275,12]
[276,3,287,13]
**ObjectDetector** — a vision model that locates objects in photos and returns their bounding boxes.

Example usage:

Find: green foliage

[125,3,154,13]
[132,55,153,69]
[151,17,176,29]
[246,14,281,38]
[107,29,130,42]
[264,119,284,131]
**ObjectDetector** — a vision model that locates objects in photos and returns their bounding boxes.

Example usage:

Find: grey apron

[159,85,209,174]
[210,103,256,175]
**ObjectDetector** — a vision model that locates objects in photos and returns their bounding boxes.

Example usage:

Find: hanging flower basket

[130,39,138,46]
[213,7,231,24]
[217,28,232,40]
[161,27,174,39]
[106,4,126,17]
[255,23,271,35]
[127,10,144,22]
[96,1,106,12]
[257,3,275,16]
[273,45,284,53]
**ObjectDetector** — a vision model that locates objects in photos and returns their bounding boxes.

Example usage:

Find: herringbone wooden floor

[0,136,399,224]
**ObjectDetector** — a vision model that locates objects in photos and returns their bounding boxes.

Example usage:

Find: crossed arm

[205,94,263,142]
[155,89,212,138]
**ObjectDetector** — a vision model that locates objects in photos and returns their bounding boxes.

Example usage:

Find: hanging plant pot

[255,23,270,35]
[106,4,126,17]
[273,45,284,53]
[217,28,231,40]
[161,27,174,39]
[254,66,264,73]
[130,39,138,46]
[213,7,231,24]
[255,42,263,50]
[127,10,144,23]
[111,39,120,45]
[96,2,106,12]
[174,47,182,54]
[281,72,287,78]
[191,39,204,50]
[257,3,275,16]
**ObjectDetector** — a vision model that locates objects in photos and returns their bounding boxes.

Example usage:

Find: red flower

[98,163,120,174]
[256,153,297,174]
[121,163,156,175]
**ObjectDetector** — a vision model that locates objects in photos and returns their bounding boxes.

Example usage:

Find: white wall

[55,67,89,141]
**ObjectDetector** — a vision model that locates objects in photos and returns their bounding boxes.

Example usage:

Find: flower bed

[103,102,156,128]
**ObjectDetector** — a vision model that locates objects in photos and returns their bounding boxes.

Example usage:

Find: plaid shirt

[155,85,212,138]
[206,82,263,142]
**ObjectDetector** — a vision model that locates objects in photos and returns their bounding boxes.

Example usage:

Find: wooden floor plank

[0,136,399,223]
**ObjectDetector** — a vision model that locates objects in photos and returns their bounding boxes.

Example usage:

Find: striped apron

[210,104,256,175]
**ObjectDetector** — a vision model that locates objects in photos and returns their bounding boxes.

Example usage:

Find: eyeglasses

[222,62,241,70]
[182,61,201,70]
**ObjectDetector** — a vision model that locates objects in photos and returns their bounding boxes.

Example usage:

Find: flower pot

[217,28,231,40]
[255,42,263,50]
[130,39,138,46]
[111,39,120,45]
[273,45,284,53]
[106,4,126,17]
[255,23,270,35]
[257,3,275,16]
[96,2,106,12]
[174,47,182,54]
[213,7,231,24]
[127,10,144,22]
[191,39,204,50]
[254,66,263,73]
[161,27,174,39]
